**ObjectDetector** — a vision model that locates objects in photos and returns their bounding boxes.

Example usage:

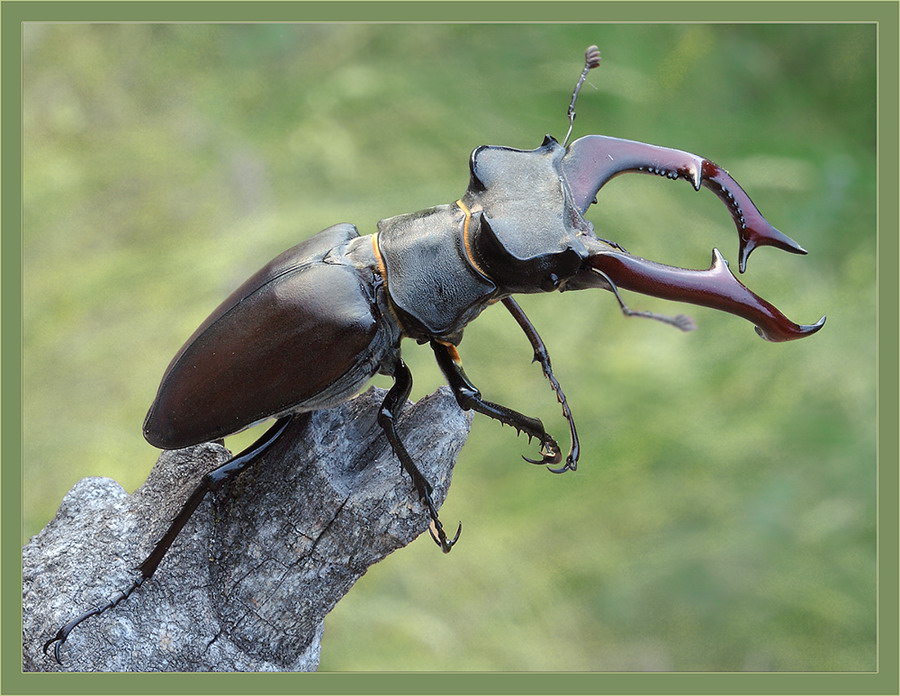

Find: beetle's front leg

[500,297,579,473]
[378,359,462,553]
[431,340,569,474]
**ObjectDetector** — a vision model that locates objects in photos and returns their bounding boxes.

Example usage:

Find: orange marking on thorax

[371,233,388,279]
[456,199,490,279]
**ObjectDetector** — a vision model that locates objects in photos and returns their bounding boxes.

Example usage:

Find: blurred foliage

[23,24,875,671]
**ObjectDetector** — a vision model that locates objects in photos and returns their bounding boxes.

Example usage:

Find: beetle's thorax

[374,204,498,344]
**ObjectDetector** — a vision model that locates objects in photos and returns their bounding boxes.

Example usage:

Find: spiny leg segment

[501,297,580,473]
[431,340,569,473]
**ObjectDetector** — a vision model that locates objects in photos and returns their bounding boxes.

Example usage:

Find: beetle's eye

[541,273,561,292]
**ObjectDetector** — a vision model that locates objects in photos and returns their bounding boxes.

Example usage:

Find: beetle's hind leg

[42,416,292,663]
[431,340,568,474]
[378,359,462,553]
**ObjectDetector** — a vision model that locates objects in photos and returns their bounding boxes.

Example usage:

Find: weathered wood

[23,386,471,672]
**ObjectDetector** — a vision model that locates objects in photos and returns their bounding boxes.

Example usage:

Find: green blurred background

[23,23,875,671]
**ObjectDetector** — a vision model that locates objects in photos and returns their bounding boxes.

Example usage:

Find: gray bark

[23,386,471,672]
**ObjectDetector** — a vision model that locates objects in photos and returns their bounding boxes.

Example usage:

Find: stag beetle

[44,46,824,661]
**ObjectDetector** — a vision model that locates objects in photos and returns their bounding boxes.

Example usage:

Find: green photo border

[2,2,897,695]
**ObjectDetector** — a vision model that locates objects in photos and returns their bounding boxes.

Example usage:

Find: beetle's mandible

[44,46,825,662]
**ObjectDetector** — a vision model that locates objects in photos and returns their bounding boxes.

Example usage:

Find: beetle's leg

[42,416,292,663]
[431,340,569,474]
[377,359,462,553]
[500,297,579,473]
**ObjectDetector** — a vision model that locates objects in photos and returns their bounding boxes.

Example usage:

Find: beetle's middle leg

[377,358,462,553]
[431,340,569,474]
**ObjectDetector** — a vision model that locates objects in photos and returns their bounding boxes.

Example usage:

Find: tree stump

[22,386,471,672]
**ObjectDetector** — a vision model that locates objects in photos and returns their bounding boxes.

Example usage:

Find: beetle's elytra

[44,46,824,662]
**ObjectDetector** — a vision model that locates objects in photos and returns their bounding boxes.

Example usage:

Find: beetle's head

[460,45,824,341]
[462,136,596,295]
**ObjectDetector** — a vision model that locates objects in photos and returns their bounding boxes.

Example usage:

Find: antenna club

[563,44,602,146]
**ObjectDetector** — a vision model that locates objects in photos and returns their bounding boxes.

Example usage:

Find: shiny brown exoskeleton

[45,46,824,662]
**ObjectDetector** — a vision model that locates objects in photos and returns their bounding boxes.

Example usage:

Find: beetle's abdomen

[144,226,392,450]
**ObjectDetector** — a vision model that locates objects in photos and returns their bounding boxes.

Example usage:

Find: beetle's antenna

[563,45,602,147]
[591,267,697,331]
